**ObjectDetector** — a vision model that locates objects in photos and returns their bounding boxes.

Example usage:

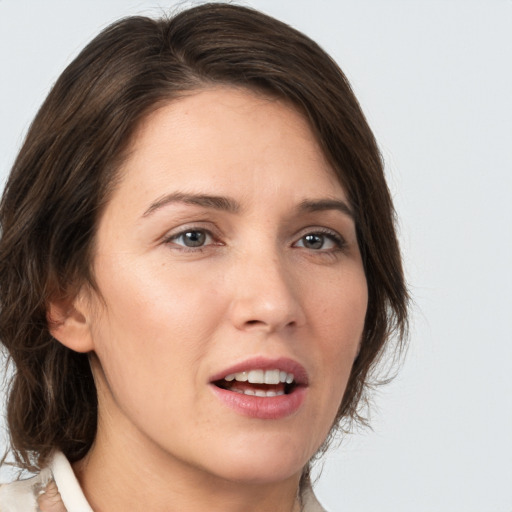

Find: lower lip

[210,385,307,420]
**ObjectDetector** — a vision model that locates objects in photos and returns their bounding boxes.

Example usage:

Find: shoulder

[0,468,52,512]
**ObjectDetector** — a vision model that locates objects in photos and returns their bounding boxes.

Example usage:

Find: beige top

[0,452,326,511]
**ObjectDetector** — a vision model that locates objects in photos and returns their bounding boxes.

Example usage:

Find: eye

[167,229,214,248]
[294,230,344,251]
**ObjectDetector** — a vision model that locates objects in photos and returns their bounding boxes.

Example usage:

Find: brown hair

[0,2,408,478]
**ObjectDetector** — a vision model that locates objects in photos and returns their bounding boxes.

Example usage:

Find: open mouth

[213,369,297,397]
[210,359,308,419]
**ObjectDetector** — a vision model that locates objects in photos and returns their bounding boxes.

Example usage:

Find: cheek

[88,260,227,401]
[307,267,367,422]
[313,266,367,351]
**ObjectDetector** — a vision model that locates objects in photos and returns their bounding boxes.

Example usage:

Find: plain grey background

[1,1,511,511]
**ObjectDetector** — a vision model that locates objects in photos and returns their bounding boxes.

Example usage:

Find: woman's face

[80,87,367,484]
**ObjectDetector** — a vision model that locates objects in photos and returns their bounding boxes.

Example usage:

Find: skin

[37,482,67,512]
[50,87,368,512]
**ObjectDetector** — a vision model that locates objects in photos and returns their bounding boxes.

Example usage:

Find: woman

[0,3,408,511]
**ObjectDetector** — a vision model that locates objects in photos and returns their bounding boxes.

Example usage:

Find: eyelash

[163,226,346,253]
[292,228,346,252]
[163,227,219,252]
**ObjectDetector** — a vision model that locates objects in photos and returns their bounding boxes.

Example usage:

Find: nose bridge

[228,239,304,333]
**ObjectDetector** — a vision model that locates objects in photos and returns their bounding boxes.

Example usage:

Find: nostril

[243,318,296,329]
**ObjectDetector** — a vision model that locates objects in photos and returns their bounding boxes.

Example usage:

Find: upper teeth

[224,369,294,385]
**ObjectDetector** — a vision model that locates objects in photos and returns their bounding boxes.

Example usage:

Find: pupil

[184,231,205,247]
[304,234,323,249]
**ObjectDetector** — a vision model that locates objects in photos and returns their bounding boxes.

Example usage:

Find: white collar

[48,451,93,512]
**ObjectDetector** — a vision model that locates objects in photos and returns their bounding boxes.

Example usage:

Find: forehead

[111,86,346,212]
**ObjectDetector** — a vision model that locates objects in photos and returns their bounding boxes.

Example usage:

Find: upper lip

[209,356,309,385]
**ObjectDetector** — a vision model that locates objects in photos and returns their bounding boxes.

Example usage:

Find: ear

[47,290,95,353]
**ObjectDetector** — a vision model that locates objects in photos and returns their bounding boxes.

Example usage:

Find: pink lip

[209,357,308,420]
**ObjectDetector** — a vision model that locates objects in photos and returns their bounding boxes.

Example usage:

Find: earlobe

[47,293,94,353]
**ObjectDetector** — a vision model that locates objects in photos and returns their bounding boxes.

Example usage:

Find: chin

[212,460,304,486]
[198,436,311,485]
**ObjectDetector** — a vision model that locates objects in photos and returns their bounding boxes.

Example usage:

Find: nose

[228,248,305,334]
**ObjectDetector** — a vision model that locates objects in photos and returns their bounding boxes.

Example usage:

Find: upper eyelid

[162,223,218,241]
[170,229,213,239]
[293,225,345,240]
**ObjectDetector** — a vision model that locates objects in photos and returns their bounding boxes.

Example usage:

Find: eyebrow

[142,192,241,217]
[298,198,355,219]
[142,192,354,220]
